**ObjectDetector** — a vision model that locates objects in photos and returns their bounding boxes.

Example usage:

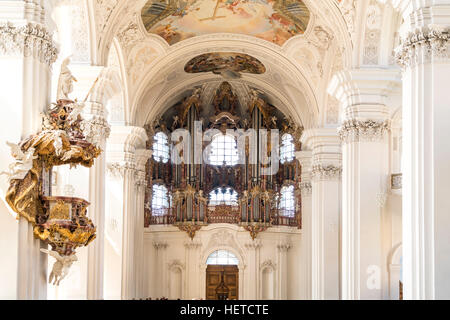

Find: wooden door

[206,265,239,300]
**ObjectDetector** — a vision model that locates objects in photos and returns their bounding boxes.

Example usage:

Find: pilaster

[301,128,341,300]
[0,1,58,300]
[296,151,312,300]
[395,5,450,300]
[106,125,149,300]
[328,68,401,300]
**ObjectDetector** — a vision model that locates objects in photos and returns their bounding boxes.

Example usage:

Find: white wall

[143,224,301,300]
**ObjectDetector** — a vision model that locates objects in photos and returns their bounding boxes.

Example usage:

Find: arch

[130,34,320,129]
[200,229,246,299]
[86,0,361,132]
[206,250,239,266]
[201,245,245,269]
[260,260,277,300]
[167,260,185,299]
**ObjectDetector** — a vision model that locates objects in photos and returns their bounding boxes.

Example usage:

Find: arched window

[279,185,295,217]
[206,250,239,265]
[209,134,239,166]
[153,132,170,163]
[209,187,238,206]
[152,184,169,216]
[280,134,295,164]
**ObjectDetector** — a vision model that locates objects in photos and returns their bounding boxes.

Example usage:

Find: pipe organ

[144,82,303,239]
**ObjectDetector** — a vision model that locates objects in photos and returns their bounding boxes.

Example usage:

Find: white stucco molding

[328,68,401,118]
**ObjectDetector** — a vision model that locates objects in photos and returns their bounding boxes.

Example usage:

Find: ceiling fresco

[184,52,266,79]
[141,0,311,46]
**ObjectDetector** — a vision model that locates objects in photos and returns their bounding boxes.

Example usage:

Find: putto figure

[40,249,78,286]
[0,142,37,182]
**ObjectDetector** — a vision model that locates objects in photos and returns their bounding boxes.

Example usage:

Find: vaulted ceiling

[76,0,402,128]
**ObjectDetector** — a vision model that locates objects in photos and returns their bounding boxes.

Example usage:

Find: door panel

[206,265,239,300]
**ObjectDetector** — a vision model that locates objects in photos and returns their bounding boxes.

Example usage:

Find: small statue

[57,57,77,101]
[0,142,37,182]
[271,116,277,127]
[40,249,78,286]
[172,115,180,130]
[68,102,85,124]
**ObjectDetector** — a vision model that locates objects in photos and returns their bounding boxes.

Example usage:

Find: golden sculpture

[3,99,101,281]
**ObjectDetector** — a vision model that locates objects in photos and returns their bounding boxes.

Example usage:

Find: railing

[271,208,299,227]
[149,207,300,228]
[149,208,175,225]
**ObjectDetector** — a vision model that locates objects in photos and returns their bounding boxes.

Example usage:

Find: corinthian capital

[0,22,58,66]
[395,25,449,68]
[312,164,342,181]
[339,119,390,143]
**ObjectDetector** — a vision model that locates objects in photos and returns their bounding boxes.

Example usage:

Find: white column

[70,66,112,300]
[106,126,149,300]
[0,1,58,300]
[85,102,110,300]
[328,69,400,300]
[296,151,312,300]
[395,5,450,300]
[302,129,342,300]
[121,161,137,300]
[134,149,152,299]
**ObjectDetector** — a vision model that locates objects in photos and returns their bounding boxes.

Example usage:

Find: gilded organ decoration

[145,80,303,240]
[2,97,102,284]
[141,0,311,46]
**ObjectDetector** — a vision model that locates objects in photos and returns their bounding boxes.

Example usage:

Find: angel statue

[40,249,78,286]
[0,142,37,182]
[57,57,77,101]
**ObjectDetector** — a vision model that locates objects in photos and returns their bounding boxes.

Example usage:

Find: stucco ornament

[0,142,37,182]
[40,249,78,286]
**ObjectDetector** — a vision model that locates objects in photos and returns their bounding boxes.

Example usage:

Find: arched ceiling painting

[141,0,310,46]
[185,52,266,79]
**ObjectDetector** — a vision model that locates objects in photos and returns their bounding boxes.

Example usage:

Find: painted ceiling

[141,0,311,46]
[185,52,266,79]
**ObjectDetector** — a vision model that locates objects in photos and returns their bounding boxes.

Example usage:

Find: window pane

[280,134,295,164]
[209,134,239,166]
[279,185,295,217]
[153,132,170,163]
[209,187,238,206]
[151,184,169,216]
[206,250,239,265]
